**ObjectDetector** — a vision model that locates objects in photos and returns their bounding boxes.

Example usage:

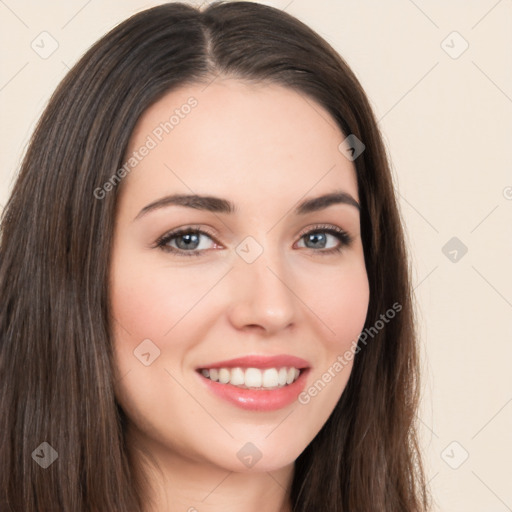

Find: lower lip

[196,369,310,411]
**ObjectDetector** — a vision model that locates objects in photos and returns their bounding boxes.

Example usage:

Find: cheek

[330,273,369,328]
[109,255,208,452]
[292,262,369,439]
[304,257,370,351]
[108,249,203,396]
[110,253,213,343]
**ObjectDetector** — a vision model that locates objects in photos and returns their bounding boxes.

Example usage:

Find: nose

[226,241,297,335]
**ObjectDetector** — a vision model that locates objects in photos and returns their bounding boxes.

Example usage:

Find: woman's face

[110,78,369,474]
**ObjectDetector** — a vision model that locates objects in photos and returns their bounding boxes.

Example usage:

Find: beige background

[1,1,511,510]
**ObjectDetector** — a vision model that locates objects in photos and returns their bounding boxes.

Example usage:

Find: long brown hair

[0,2,430,510]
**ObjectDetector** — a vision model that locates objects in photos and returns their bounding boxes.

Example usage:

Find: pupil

[178,233,199,250]
[307,232,325,248]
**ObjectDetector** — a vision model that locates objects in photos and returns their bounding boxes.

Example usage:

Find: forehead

[121,78,358,208]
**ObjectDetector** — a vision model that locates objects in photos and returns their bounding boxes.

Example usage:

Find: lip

[195,354,311,412]
[197,368,310,411]
[196,354,310,370]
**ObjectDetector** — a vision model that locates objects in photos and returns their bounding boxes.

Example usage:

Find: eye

[155,226,218,257]
[296,224,353,255]
[154,224,353,257]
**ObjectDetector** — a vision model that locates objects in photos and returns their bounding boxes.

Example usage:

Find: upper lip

[197,354,311,370]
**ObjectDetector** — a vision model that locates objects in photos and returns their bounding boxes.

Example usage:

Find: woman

[0,2,430,511]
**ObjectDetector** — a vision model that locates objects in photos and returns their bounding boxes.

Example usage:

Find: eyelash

[154,224,353,258]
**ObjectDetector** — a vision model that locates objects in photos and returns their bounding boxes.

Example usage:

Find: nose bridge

[228,233,297,331]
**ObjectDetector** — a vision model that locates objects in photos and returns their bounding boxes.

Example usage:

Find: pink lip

[195,354,311,412]
[196,354,310,370]
[197,368,310,411]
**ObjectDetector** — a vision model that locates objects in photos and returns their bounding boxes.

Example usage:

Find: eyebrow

[134,189,360,221]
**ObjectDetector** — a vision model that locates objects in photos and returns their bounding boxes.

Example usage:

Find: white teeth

[245,368,262,387]
[262,368,279,387]
[200,366,302,389]
[230,367,245,386]
[278,367,288,386]
[218,368,230,384]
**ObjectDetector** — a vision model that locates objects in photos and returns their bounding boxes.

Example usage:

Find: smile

[200,366,301,390]
[195,354,310,411]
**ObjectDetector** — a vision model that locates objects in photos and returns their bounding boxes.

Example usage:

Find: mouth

[195,354,311,411]
[197,366,303,390]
